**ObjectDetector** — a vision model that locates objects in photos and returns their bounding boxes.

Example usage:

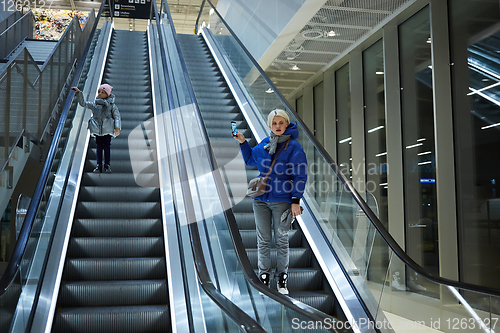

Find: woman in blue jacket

[233,109,307,294]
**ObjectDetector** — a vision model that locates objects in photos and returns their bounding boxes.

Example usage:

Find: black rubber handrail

[194,0,207,35]
[153,2,264,332]
[0,0,106,297]
[196,0,500,299]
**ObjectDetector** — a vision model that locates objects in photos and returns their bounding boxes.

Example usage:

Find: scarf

[264,132,291,155]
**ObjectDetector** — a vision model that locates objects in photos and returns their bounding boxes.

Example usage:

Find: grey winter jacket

[77,91,121,137]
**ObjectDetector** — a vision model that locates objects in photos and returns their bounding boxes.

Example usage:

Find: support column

[350,51,365,194]
[302,86,314,131]
[383,25,405,249]
[323,71,337,158]
[430,0,459,282]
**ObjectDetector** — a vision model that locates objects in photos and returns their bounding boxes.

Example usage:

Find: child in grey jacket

[71,84,121,173]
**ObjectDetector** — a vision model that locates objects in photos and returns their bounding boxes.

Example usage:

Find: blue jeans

[252,200,291,277]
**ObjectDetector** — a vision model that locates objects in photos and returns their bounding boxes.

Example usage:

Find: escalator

[178,34,337,316]
[4,0,500,331]
[51,30,170,332]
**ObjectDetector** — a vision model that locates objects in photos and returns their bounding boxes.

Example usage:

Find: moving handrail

[161,0,340,329]
[153,2,265,332]
[195,0,500,299]
[0,0,106,297]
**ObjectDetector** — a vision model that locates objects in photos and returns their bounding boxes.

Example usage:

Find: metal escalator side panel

[48,30,170,333]
[28,21,114,333]
[147,23,192,332]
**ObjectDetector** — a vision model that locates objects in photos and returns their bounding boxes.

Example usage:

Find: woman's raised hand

[232,131,246,144]
[71,87,80,93]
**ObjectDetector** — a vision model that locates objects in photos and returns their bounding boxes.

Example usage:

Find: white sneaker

[277,273,289,295]
[259,273,270,295]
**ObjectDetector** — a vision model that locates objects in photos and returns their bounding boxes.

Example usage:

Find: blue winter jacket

[240,122,308,203]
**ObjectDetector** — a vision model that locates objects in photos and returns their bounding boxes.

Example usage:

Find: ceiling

[48,0,413,97]
[265,0,415,97]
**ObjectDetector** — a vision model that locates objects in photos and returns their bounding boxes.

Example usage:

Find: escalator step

[58,280,168,307]
[53,305,170,333]
[72,218,162,237]
[85,160,157,174]
[290,291,335,315]
[68,237,164,258]
[63,257,166,280]
[246,248,311,268]
[78,187,160,202]
[76,202,161,219]
[87,148,155,161]
[81,173,158,187]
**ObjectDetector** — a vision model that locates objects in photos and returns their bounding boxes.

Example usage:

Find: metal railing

[0,10,34,60]
[0,9,95,189]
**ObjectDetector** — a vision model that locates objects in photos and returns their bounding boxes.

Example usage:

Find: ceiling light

[265,88,274,93]
[467,81,500,96]
[417,151,432,156]
[427,37,431,44]
[368,125,384,133]
[406,143,423,149]
[376,71,384,75]
[209,8,214,15]
[375,152,387,157]
[327,30,336,37]
[291,64,300,71]
[418,161,432,165]
[339,137,352,144]
[417,138,426,141]
[481,122,500,130]
[301,29,323,39]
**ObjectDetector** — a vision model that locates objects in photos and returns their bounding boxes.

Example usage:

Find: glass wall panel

[313,81,325,146]
[363,39,388,284]
[336,64,351,179]
[449,0,500,291]
[311,82,327,202]
[399,6,439,294]
[335,63,353,249]
[296,95,303,119]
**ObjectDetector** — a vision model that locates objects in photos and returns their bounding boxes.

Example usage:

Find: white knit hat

[267,109,290,128]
